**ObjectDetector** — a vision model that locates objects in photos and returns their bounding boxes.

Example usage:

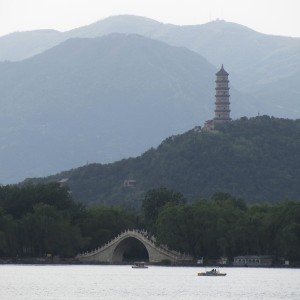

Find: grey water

[0,265,299,299]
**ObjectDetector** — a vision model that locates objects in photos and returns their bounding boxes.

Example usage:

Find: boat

[197,268,226,276]
[132,261,148,268]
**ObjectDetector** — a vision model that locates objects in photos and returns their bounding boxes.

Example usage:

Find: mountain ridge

[1,15,299,116]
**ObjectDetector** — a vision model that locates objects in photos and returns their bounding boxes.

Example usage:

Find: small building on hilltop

[204,64,231,130]
[123,179,137,188]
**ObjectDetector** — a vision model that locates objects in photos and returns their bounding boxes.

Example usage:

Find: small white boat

[132,262,148,268]
[198,268,226,276]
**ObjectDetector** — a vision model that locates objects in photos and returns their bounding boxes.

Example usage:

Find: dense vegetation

[0,184,299,263]
[155,192,300,262]
[33,116,300,207]
[0,183,138,259]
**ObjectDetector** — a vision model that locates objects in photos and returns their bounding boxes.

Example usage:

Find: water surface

[0,265,299,299]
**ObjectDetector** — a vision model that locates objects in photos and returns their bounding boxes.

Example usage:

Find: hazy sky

[0,0,299,38]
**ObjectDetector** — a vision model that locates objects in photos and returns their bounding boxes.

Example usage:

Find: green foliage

[80,206,137,250]
[0,183,140,258]
[155,195,300,261]
[38,116,300,208]
[0,182,299,262]
[19,203,83,257]
[0,208,18,256]
[0,183,76,219]
[156,196,247,257]
[142,187,185,231]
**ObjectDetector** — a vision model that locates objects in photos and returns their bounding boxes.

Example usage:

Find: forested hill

[26,116,300,207]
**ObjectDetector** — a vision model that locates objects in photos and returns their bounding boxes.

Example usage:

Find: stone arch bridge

[76,229,193,264]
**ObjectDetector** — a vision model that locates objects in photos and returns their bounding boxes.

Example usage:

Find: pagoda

[204,65,231,130]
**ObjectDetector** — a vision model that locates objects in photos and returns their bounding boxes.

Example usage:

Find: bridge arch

[76,229,193,264]
[112,236,149,262]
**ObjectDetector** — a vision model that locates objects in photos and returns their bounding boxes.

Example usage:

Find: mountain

[1,15,299,183]
[0,16,171,62]
[250,69,300,116]
[26,116,300,207]
[0,29,64,62]
[1,15,299,117]
[0,33,253,183]
[71,16,300,102]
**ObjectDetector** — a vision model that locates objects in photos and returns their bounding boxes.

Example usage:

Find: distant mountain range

[0,15,299,183]
[1,15,300,91]
[25,116,300,207]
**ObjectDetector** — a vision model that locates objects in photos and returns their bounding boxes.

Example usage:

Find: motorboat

[132,261,148,268]
[198,268,226,276]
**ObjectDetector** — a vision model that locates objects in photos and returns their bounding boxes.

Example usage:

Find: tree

[0,208,18,256]
[141,187,185,232]
[0,183,77,219]
[19,203,83,257]
[156,197,248,258]
[80,206,137,250]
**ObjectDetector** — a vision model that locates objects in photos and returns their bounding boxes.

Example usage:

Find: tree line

[0,183,299,262]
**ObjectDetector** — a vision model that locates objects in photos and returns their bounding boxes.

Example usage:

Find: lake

[0,265,299,299]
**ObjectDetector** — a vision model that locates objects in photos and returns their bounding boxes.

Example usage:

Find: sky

[0,0,299,38]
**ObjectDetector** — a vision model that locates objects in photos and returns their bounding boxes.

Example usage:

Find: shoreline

[0,258,299,268]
